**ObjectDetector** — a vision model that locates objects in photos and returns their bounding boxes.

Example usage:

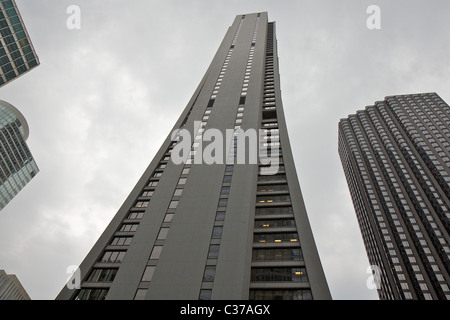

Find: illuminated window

[253,233,299,243]
[135,201,149,208]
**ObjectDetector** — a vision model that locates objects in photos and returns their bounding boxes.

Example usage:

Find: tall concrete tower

[57,12,331,301]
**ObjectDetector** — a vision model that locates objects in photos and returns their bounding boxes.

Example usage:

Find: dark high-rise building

[0,0,39,87]
[338,92,450,300]
[57,12,331,300]
[0,100,38,211]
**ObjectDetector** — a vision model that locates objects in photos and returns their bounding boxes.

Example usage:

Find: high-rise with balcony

[339,92,450,300]
[0,0,39,87]
[0,100,38,211]
[57,12,331,300]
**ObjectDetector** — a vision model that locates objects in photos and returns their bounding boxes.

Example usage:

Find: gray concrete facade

[57,12,331,300]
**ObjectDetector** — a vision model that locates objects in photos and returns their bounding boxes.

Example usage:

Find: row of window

[249,26,310,300]
[133,22,249,299]
[0,9,38,84]
[199,17,261,300]
[251,267,308,282]
[249,289,312,300]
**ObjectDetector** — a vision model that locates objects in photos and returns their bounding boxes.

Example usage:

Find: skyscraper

[57,12,331,300]
[0,100,38,211]
[0,270,31,300]
[338,92,450,300]
[0,0,39,87]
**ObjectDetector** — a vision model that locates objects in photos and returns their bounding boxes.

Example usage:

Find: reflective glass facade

[0,100,38,210]
[0,0,39,87]
[339,92,450,300]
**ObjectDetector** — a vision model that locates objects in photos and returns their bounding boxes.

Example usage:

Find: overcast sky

[0,0,449,300]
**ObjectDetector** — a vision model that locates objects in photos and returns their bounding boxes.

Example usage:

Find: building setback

[339,92,450,300]
[57,12,331,300]
[0,100,38,211]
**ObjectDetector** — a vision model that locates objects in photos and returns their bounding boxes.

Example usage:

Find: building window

[150,246,163,260]
[255,206,293,215]
[164,213,174,223]
[169,200,179,209]
[249,289,312,300]
[254,219,295,228]
[157,227,170,240]
[141,266,156,282]
[199,289,212,300]
[220,186,230,195]
[100,251,126,263]
[75,289,109,300]
[257,174,286,182]
[257,195,291,203]
[128,211,144,219]
[148,181,158,187]
[215,211,225,221]
[134,289,148,300]
[251,267,308,282]
[141,190,154,197]
[173,188,183,197]
[208,244,220,259]
[111,237,133,246]
[218,198,228,207]
[252,248,303,261]
[257,184,289,193]
[212,226,223,239]
[86,268,118,282]
[135,201,149,208]
[119,224,139,232]
[253,233,299,243]
[202,266,216,282]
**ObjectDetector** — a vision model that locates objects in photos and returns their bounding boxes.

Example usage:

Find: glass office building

[339,92,450,300]
[57,12,331,300]
[0,100,38,210]
[0,0,39,87]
